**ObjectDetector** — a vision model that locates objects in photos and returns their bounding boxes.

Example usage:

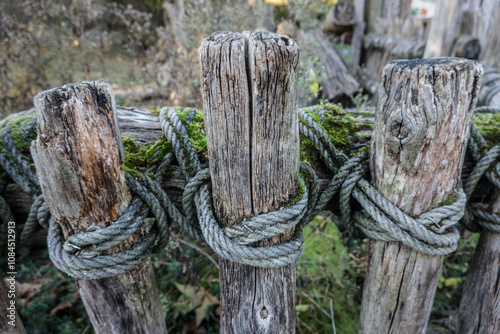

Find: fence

[0,31,499,334]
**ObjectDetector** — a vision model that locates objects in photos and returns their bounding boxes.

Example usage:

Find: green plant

[350,89,369,112]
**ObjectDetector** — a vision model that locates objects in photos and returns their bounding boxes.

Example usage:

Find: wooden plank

[30,81,167,334]
[199,30,299,333]
[358,58,482,334]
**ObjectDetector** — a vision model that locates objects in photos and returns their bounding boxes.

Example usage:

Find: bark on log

[322,1,356,34]
[199,31,299,333]
[30,81,167,334]
[298,30,360,102]
[359,58,482,334]
[1,277,27,334]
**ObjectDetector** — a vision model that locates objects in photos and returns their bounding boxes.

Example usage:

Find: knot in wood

[260,307,269,319]
[389,115,412,140]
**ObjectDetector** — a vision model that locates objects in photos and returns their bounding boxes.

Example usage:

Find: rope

[298,109,464,255]
[0,102,489,275]
[363,32,425,59]
[157,106,465,263]
[479,67,500,106]
[161,107,320,267]
[47,173,172,279]
[462,106,500,232]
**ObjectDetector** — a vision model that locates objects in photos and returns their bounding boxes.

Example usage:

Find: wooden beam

[199,30,299,333]
[30,81,167,334]
[358,58,482,334]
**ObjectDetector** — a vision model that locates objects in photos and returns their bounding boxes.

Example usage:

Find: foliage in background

[1,0,343,116]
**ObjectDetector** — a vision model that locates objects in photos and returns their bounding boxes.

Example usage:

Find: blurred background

[0,0,348,117]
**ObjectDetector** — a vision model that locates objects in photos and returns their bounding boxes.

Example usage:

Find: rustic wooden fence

[1,30,500,334]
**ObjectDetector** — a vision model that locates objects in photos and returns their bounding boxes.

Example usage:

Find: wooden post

[349,0,367,71]
[457,198,500,333]
[424,0,464,58]
[199,31,299,333]
[30,81,167,333]
[359,58,482,334]
[478,3,500,68]
[364,0,429,80]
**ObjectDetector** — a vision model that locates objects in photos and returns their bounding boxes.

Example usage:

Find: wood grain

[30,81,167,334]
[359,58,482,334]
[200,30,299,334]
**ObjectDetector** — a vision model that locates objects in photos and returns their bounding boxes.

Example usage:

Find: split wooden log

[1,277,27,334]
[30,81,167,334]
[199,31,299,333]
[322,1,356,34]
[358,58,482,334]
[298,30,360,102]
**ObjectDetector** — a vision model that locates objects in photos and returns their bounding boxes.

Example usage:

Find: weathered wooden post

[30,81,167,333]
[199,31,299,333]
[457,113,500,331]
[457,207,500,333]
[359,58,482,333]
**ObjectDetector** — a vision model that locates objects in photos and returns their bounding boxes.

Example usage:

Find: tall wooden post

[30,81,167,333]
[424,0,464,58]
[199,31,299,333]
[457,201,500,333]
[359,58,482,334]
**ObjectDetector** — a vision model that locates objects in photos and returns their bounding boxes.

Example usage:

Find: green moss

[122,136,172,175]
[299,103,372,168]
[285,176,306,208]
[438,196,457,207]
[473,112,500,149]
[10,112,36,153]
[175,107,208,156]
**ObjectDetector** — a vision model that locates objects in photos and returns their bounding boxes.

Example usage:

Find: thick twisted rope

[462,106,500,232]
[161,107,323,267]
[363,32,425,59]
[0,103,488,274]
[298,108,464,255]
[158,106,465,266]
[47,172,172,279]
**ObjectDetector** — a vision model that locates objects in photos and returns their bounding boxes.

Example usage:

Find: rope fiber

[0,103,497,278]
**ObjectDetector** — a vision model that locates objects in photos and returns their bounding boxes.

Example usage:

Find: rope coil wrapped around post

[0,103,479,278]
